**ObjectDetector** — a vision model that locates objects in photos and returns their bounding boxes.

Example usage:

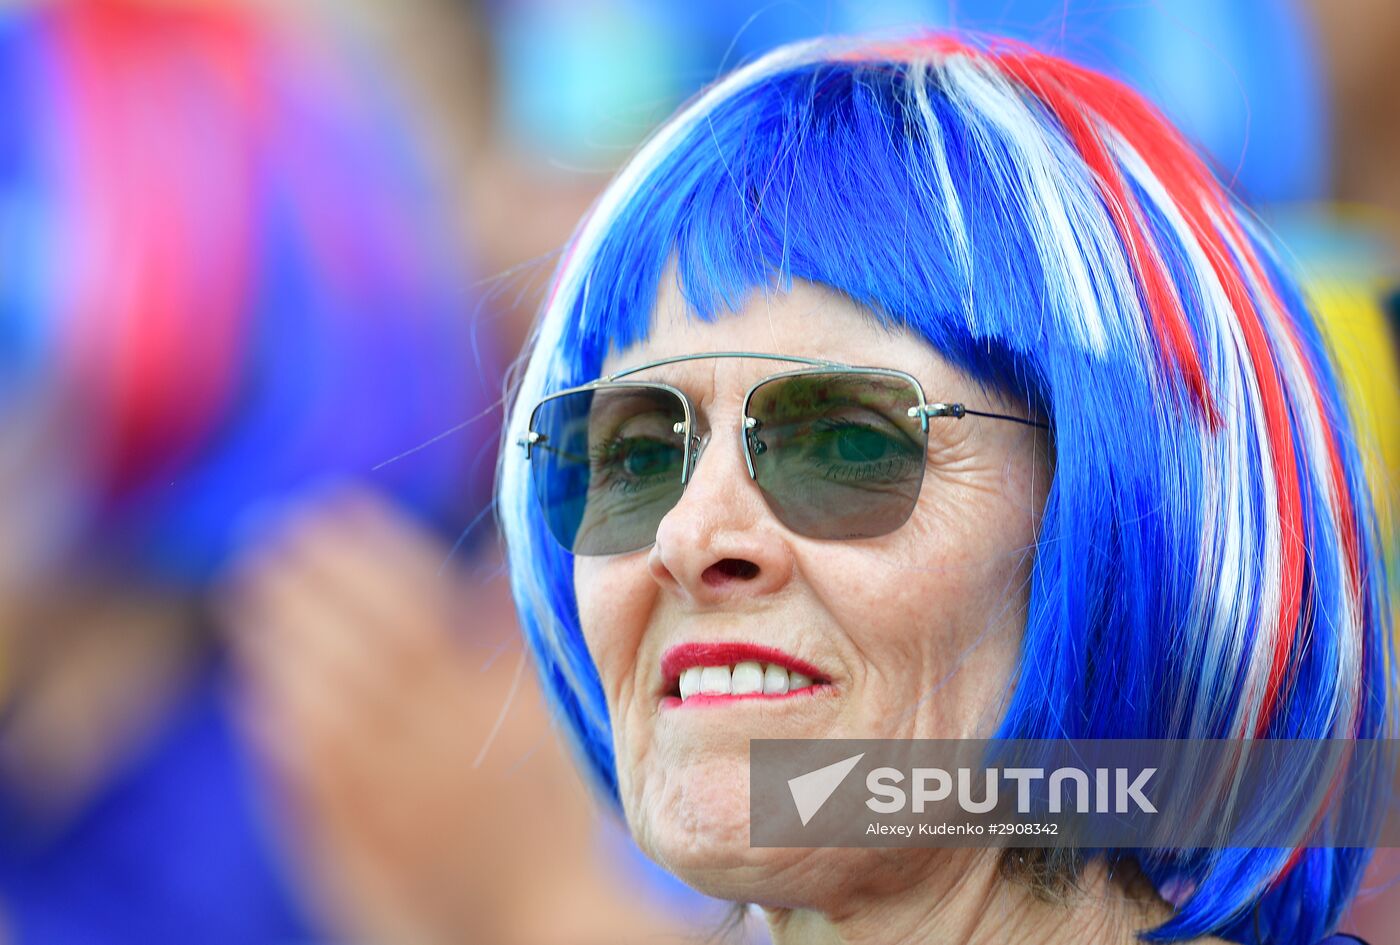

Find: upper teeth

[677,661,815,699]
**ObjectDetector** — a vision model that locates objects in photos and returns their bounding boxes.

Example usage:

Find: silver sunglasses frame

[517,351,1047,490]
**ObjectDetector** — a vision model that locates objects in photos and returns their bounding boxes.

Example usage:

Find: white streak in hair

[1111,134,1278,740]
[907,59,974,326]
[939,54,1126,356]
[1221,211,1363,730]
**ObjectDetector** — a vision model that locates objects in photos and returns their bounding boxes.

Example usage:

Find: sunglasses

[518,352,1048,556]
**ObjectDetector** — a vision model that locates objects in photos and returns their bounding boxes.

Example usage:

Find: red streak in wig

[940,37,1322,735]
[850,33,1369,736]
[992,46,1321,735]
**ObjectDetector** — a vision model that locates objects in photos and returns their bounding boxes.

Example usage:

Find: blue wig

[497,31,1393,944]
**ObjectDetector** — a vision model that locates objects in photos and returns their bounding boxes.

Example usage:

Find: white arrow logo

[788,753,865,826]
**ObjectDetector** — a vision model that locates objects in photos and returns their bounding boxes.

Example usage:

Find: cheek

[573,557,656,705]
[826,493,1037,635]
[906,446,1045,605]
[575,558,709,866]
[805,455,1045,732]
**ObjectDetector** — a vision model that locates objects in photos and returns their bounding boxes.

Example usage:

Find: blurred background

[0,1,1395,943]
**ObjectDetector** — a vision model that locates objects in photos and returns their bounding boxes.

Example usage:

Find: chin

[623,757,902,907]
[626,756,751,874]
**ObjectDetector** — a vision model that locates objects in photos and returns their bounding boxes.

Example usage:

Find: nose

[647,421,795,607]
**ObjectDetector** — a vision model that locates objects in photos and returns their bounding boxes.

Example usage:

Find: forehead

[598,276,967,395]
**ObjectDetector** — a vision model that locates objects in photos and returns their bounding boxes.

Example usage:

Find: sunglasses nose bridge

[675,394,764,484]
[740,414,762,479]
[681,426,759,485]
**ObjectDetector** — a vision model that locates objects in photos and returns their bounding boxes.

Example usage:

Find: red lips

[659,641,828,696]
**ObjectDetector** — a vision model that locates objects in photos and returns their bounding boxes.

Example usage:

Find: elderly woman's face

[573,277,1051,902]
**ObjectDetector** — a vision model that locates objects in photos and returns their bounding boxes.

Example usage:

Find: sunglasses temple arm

[958,408,1050,430]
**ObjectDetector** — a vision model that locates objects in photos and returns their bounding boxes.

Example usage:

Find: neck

[759,852,1195,945]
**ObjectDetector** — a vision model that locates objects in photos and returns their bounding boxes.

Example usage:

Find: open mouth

[659,642,833,706]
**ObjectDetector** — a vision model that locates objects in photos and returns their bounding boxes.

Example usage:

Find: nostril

[702,558,760,586]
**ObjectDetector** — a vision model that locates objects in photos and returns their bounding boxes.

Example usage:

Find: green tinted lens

[529,385,687,555]
[746,371,927,540]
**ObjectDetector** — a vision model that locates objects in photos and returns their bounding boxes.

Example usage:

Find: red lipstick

[659,641,830,706]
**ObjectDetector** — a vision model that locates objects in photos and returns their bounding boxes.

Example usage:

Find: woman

[498,31,1392,945]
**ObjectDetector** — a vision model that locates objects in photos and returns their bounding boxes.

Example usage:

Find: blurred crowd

[0,2,1395,944]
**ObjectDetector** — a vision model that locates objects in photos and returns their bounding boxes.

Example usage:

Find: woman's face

[573,276,1052,904]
